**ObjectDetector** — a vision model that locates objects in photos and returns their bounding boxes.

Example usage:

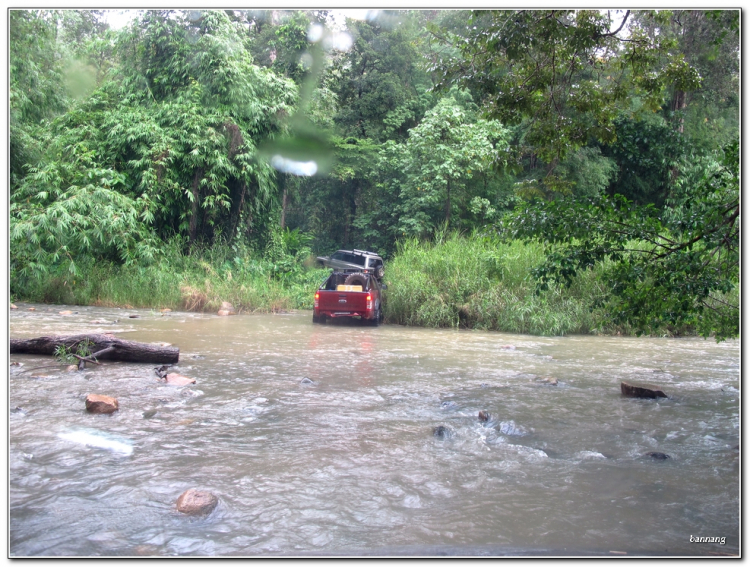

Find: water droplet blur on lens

[326,32,353,52]
[299,52,314,70]
[307,23,324,43]
[271,155,318,177]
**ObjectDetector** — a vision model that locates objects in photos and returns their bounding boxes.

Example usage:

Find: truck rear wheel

[368,307,381,326]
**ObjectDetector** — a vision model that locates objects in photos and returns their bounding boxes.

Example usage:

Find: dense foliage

[9,9,739,339]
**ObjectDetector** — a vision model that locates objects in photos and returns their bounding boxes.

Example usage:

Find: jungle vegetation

[9,9,740,339]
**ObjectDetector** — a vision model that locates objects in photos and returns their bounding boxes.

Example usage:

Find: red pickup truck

[313,270,386,325]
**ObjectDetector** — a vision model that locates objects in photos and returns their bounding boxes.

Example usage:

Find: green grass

[11,233,736,338]
[383,232,623,336]
[11,243,329,314]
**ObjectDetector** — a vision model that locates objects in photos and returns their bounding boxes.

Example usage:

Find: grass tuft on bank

[384,232,622,336]
[11,241,330,314]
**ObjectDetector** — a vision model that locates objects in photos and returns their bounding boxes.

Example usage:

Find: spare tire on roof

[344,273,367,288]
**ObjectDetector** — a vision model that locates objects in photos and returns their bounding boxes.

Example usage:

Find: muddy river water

[8,304,740,556]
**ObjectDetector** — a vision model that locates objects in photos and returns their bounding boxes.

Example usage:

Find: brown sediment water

[8,304,740,556]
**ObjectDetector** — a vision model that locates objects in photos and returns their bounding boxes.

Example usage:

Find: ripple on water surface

[9,308,739,556]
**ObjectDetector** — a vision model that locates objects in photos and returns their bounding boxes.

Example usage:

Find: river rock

[433,425,453,439]
[28,307,35,311]
[176,488,218,516]
[59,310,76,315]
[300,377,315,385]
[621,381,667,399]
[85,394,119,414]
[646,452,671,460]
[10,304,17,309]
[66,364,79,372]
[165,373,196,386]
[478,410,491,422]
[498,420,526,436]
[218,302,236,316]
[129,314,140,318]
[160,308,172,313]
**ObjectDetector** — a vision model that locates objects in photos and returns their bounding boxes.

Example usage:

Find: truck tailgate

[318,290,368,313]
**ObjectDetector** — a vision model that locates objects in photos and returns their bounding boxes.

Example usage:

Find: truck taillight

[366,294,372,310]
[314,292,319,308]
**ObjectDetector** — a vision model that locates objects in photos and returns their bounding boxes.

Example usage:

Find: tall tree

[10,9,298,281]
[436,10,702,164]
[377,94,510,238]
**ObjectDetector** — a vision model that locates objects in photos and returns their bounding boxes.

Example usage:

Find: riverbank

[10,235,737,338]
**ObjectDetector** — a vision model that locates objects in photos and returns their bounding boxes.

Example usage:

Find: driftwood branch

[73,346,117,369]
[9,334,179,364]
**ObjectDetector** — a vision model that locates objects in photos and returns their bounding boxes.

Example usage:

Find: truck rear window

[345,253,365,265]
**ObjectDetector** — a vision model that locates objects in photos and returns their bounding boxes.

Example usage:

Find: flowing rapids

[8,304,739,556]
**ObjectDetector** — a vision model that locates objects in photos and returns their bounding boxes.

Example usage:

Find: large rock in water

[165,373,196,386]
[621,381,667,399]
[218,301,236,316]
[85,394,119,414]
[176,489,218,515]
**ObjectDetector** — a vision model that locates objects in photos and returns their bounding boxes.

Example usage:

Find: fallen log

[10,333,179,364]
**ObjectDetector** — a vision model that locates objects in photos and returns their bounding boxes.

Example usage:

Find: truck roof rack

[332,268,372,274]
[352,249,381,257]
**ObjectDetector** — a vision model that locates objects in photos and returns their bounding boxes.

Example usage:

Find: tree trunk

[279,174,288,230]
[229,181,247,241]
[445,178,452,224]
[10,334,179,364]
[671,89,687,133]
[343,185,357,247]
[189,168,203,244]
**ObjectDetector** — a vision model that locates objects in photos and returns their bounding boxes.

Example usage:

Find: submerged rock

[85,394,119,414]
[154,365,171,379]
[165,373,196,386]
[621,381,668,399]
[300,377,315,385]
[646,452,671,460]
[432,425,453,439]
[498,420,526,436]
[176,488,218,516]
